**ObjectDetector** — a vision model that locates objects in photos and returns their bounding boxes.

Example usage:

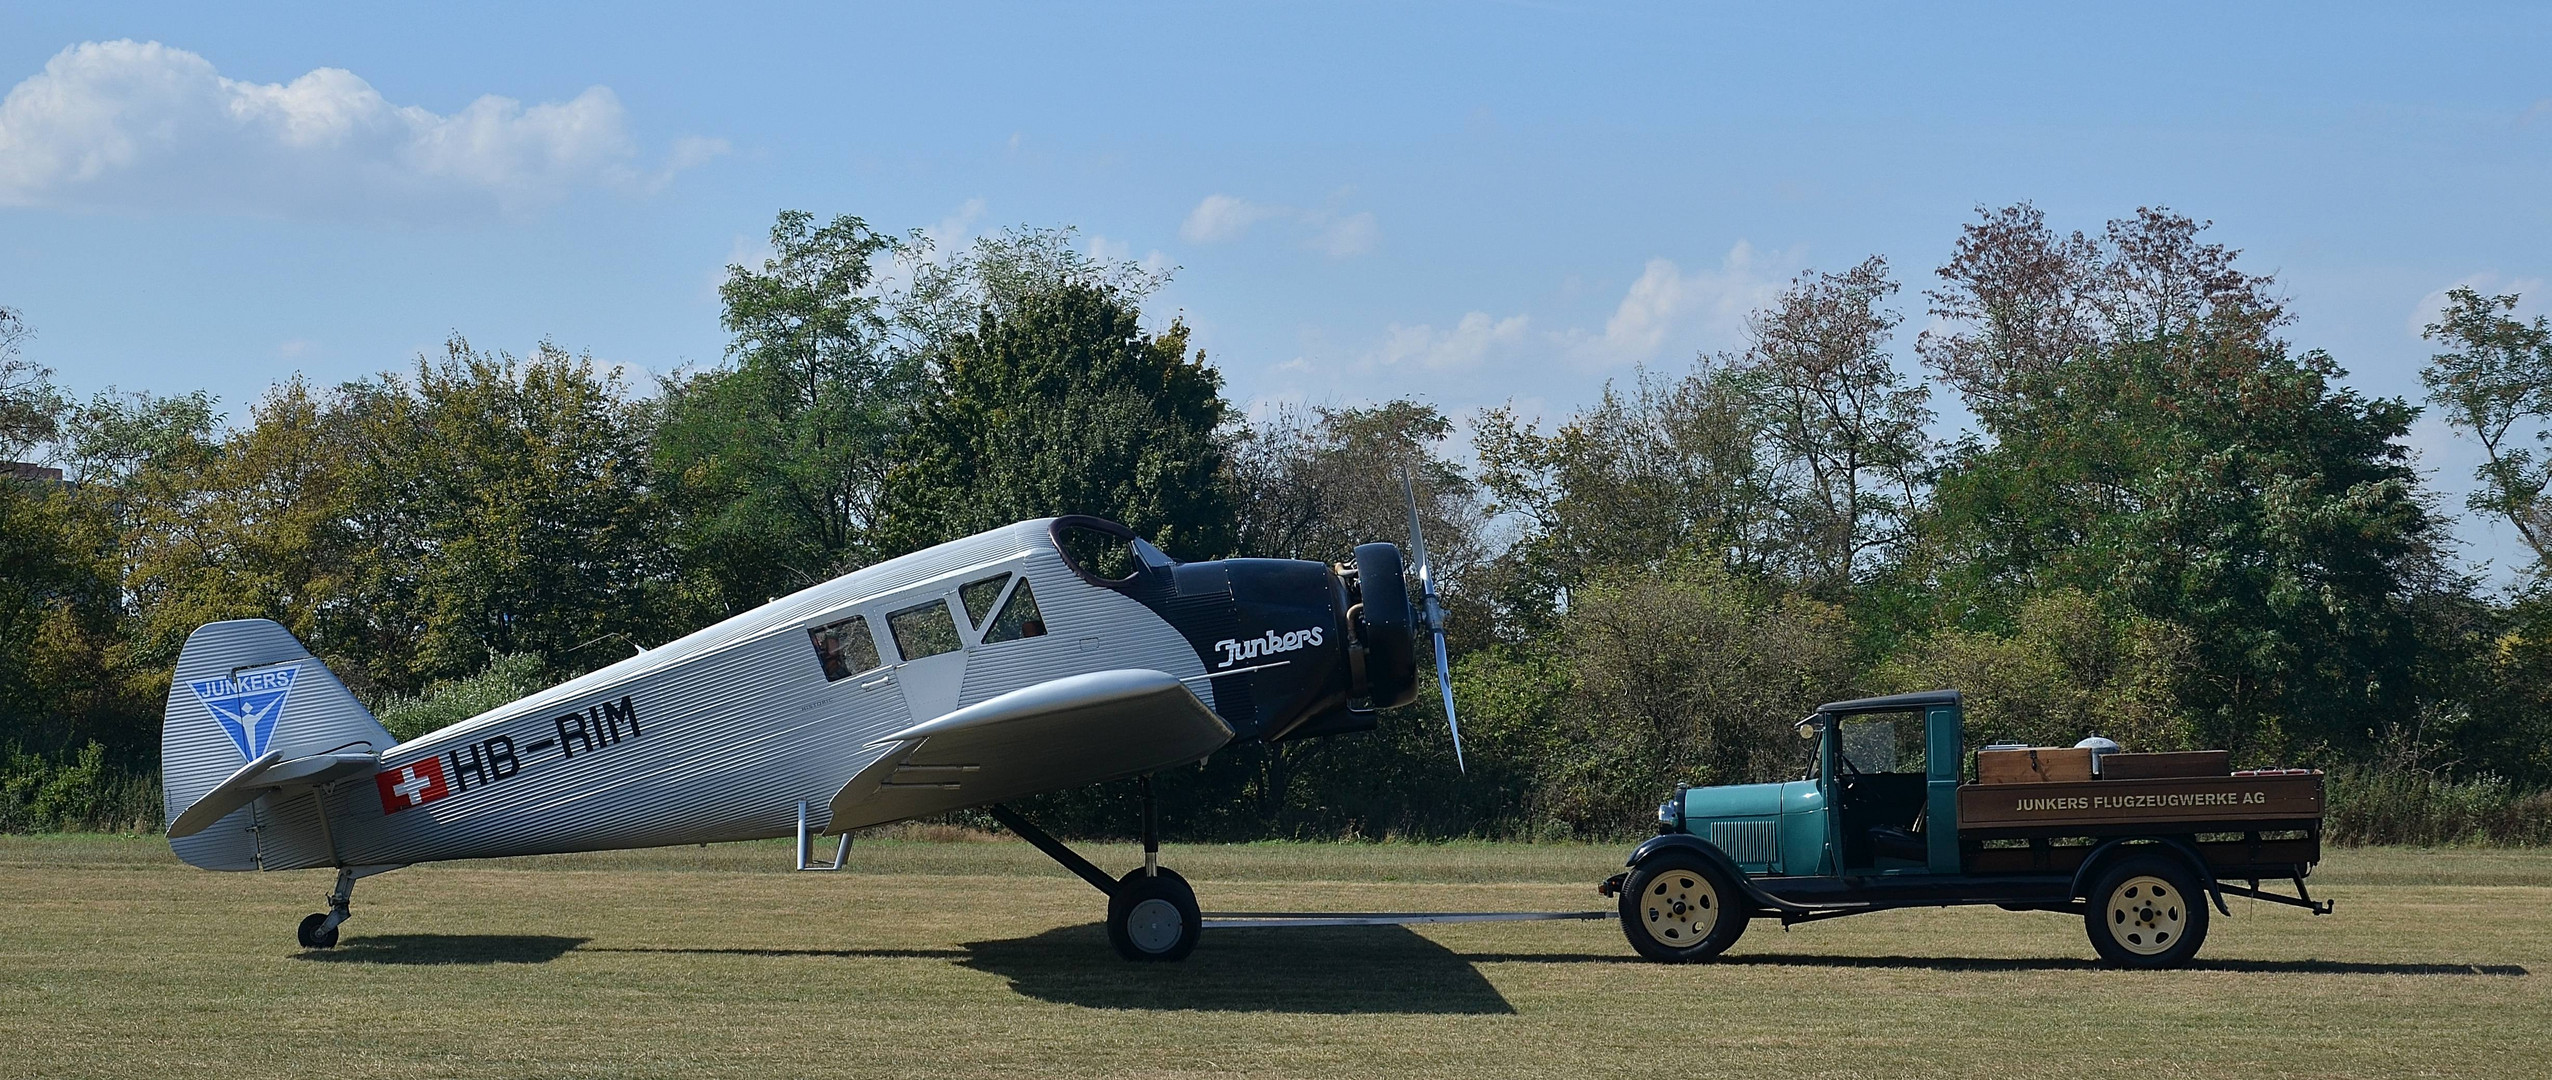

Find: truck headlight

[1657,800,1677,825]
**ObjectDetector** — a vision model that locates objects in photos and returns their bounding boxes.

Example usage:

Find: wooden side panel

[1976,747,2095,784]
[1957,772,2323,831]
[2099,750,2231,780]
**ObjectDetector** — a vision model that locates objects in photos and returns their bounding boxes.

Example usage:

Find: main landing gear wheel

[2085,856,2210,969]
[1619,852,1749,962]
[296,912,340,950]
[1107,867,1201,962]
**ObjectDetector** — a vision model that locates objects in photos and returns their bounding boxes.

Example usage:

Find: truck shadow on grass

[292,934,589,965]
[1590,953,2529,976]
[958,923,1516,1014]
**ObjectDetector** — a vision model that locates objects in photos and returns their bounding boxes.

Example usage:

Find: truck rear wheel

[2084,855,2209,969]
[1619,852,1748,962]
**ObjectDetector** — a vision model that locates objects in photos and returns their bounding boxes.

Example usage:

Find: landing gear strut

[988,774,1199,961]
[295,864,399,950]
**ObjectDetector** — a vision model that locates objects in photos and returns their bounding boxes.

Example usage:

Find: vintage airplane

[161,507,1463,960]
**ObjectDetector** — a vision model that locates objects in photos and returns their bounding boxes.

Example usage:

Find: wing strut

[987,803,1122,897]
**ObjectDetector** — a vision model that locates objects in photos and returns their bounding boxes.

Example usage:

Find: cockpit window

[981,579,1048,644]
[887,599,962,661]
[1057,523,1141,582]
[807,615,880,681]
[959,574,1010,630]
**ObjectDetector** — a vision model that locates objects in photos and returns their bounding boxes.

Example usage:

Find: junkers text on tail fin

[162,619,395,871]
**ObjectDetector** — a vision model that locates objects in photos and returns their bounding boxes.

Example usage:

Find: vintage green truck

[1602,689,2331,968]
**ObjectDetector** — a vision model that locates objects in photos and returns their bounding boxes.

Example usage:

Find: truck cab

[1669,690,1964,878]
[1614,689,2331,969]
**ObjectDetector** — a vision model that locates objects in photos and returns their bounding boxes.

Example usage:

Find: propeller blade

[1434,626,1464,773]
[1403,473,1432,607]
[1404,471,1463,772]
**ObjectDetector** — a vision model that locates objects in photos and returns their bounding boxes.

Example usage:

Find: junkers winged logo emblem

[186,666,298,762]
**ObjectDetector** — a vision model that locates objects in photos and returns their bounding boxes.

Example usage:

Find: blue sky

[3,3,2548,578]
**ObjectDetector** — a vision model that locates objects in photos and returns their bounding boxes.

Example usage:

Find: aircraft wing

[166,749,381,839]
[829,668,1234,832]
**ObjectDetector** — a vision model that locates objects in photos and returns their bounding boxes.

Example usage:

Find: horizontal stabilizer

[830,668,1233,831]
[167,749,380,839]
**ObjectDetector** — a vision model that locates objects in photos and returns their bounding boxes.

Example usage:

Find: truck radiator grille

[1709,820,1777,864]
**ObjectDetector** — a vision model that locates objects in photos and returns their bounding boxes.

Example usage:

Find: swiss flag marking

[374,756,450,814]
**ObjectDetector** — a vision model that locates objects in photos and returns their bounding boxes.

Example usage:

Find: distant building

[2,461,64,483]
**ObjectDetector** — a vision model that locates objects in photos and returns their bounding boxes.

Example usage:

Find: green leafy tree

[125,340,666,696]
[879,283,1232,557]
[341,339,672,683]
[2421,287,2552,568]
[1913,206,2447,756]
[1738,256,1932,593]
[657,211,924,613]
[0,307,63,462]
[1474,362,1778,630]
[0,476,134,758]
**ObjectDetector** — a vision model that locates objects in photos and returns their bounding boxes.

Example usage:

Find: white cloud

[1180,193,1285,243]
[922,197,990,259]
[1179,193,1376,258]
[1313,212,1377,258]
[1372,311,1531,372]
[1085,233,1175,279]
[1561,242,1798,369]
[2409,272,2548,337]
[0,40,714,219]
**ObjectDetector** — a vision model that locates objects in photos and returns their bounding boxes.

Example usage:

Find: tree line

[4,203,2549,841]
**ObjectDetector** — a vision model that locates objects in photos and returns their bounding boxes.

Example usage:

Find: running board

[1204,910,1610,928]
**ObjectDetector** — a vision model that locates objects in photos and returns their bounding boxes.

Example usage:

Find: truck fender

[1622,834,1807,916]
[2068,835,2228,916]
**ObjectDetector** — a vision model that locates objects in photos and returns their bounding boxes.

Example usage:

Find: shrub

[2325,765,2552,846]
[373,652,552,742]
[1,741,161,832]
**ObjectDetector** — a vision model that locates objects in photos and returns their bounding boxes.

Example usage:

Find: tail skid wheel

[2085,856,2210,969]
[1619,853,1748,962]
[1107,868,1200,962]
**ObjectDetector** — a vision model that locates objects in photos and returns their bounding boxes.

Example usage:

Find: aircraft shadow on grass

[293,934,589,965]
[958,924,1517,1014]
[562,924,1517,1013]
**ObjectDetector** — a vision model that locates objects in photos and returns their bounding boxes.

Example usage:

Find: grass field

[1,835,2543,1080]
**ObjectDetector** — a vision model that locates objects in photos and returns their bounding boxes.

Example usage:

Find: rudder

[163,619,396,870]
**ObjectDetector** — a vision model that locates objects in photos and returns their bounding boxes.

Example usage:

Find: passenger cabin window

[807,615,880,682]
[888,599,962,661]
[959,574,1009,629]
[982,579,1047,644]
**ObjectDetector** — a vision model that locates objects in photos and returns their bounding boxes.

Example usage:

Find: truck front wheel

[2084,855,2210,969]
[1619,852,1749,962]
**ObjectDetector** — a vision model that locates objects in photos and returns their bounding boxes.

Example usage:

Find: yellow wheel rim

[1641,870,1719,947]
[2105,875,2188,956]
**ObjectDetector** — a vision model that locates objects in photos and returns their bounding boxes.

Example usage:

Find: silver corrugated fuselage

[286,520,1210,868]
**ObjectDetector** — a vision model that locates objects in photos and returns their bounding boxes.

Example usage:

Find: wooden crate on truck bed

[1976,746,2094,783]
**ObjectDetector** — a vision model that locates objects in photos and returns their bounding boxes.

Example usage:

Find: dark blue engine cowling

[1050,517,1419,742]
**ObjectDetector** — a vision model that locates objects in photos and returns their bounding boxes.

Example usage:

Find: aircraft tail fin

[162,619,396,871]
